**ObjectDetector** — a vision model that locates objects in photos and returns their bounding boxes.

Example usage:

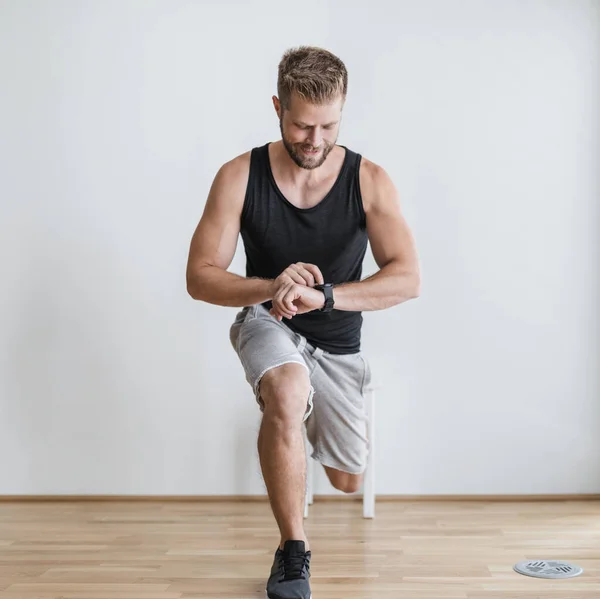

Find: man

[186,46,420,599]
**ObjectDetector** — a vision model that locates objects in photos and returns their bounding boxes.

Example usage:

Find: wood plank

[0,500,598,598]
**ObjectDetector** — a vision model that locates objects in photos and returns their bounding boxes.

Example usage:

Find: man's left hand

[269,283,325,321]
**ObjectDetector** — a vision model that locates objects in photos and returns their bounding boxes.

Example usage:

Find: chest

[243,184,365,270]
[275,174,338,210]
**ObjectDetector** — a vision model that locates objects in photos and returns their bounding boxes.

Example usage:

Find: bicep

[186,158,248,275]
[363,165,419,272]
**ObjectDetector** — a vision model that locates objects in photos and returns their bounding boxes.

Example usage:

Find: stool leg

[363,389,375,518]
[308,456,314,505]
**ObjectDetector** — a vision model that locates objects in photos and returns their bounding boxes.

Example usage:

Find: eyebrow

[295,120,338,127]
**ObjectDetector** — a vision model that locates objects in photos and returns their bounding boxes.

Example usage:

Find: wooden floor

[0,498,599,598]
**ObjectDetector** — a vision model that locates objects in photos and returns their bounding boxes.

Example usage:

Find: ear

[272,96,281,119]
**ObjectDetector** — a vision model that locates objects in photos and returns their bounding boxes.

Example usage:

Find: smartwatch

[314,283,334,313]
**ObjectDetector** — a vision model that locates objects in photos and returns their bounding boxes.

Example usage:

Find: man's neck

[271,141,336,187]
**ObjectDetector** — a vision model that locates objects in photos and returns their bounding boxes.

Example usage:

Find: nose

[306,128,322,148]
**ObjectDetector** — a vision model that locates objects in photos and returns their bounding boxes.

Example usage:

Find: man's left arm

[333,160,421,311]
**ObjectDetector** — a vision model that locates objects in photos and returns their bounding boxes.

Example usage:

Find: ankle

[279,537,310,552]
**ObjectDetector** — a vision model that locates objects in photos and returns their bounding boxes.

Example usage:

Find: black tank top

[240,142,368,354]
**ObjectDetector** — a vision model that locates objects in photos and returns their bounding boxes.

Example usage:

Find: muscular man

[186,45,420,599]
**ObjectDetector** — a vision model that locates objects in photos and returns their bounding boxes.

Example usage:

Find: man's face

[277,93,343,170]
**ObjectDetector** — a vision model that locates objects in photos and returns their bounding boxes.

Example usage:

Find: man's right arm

[186,153,274,307]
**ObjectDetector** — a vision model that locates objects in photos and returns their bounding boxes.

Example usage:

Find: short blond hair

[277,46,348,111]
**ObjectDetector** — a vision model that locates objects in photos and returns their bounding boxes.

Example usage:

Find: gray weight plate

[513,560,583,579]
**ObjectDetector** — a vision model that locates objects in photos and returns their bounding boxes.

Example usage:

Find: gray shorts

[229,303,372,475]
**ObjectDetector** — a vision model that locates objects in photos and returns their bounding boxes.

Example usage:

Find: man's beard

[279,119,336,170]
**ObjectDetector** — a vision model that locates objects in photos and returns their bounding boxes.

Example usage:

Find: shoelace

[279,553,310,581]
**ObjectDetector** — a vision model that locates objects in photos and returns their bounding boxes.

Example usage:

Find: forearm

[187,265,273,307]
[333,263,420,311]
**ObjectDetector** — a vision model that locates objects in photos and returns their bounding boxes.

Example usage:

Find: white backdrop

[1,0,599,495]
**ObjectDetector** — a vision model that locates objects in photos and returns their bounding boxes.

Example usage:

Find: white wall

[1,0,599,496]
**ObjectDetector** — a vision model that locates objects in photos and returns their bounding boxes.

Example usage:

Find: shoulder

[207,149,253,202]
[358,155,400,214]
[203,150,254,215]
[214,149,252,186]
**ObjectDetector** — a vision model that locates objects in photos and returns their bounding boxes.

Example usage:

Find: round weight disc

[513,560,583,579]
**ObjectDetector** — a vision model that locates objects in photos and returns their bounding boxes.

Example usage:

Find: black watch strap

[315,283,334,312]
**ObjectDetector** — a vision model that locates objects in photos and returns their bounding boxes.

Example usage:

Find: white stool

[304,387,375,518]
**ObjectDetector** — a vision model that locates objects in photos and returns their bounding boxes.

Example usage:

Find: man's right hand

[269,262,324,320]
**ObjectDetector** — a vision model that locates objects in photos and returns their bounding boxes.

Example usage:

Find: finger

[281,284,300,312]
[300,263,324,286]
[274,282,288,307]
[275,302,294,319]
[274,283,296,318]
[299,268,315,287]
[284,268,308,285]
[289,264,314,286]
[272,303,293,320]
[269,307,283,321]
[272,297,294,319]
[270,300,290,320]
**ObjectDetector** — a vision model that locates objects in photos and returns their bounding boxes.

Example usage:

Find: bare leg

[257,363,311,550]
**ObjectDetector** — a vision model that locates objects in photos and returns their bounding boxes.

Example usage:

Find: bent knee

[335,476,363,494]
[259,363,311,421]
[325,467,363,494]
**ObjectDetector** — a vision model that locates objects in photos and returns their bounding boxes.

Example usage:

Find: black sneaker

[266,540,311,599]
